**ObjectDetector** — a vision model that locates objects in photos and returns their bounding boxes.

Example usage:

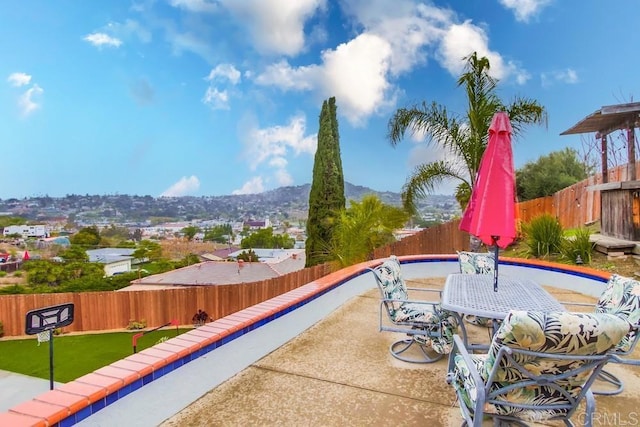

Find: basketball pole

[48,329,54,390]
[25,302,75,391]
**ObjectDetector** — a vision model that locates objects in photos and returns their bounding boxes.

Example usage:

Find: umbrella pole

[492,236,499,292]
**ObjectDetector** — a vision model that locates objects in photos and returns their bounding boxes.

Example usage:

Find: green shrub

[522,214,564,258]
[0,271,6,278]
[560,227,594,264]
[127,319,147,330]
[13,271,22,277]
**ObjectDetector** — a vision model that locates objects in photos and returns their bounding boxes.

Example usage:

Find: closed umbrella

[460,111,517,291]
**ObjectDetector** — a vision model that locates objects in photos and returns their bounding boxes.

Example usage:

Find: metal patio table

[442,273,566,349]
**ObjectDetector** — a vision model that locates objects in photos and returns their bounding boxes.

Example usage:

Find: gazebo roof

[560,102,640,136]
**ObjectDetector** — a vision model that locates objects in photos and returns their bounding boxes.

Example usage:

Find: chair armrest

[406,287,442,293]
[448,335,485,385]
[558,301,596,311]
[406,287,443,299]
[558,301,595,307]
[382,297,442,306]
[610,324,640,362]
[446,334,487,419]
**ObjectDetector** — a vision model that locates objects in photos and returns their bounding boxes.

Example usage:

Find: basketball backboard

[25,303,74,335]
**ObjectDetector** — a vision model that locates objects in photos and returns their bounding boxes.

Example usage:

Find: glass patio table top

[441,273,566,320]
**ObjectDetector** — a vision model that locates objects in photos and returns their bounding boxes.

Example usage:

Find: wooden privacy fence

[0,264,331,337]
[373,219,470,258]
[0,222,469,338]
[516,163,640,229]
[2,163,637,337]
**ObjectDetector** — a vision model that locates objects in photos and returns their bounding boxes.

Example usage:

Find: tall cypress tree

[306,97,345,267]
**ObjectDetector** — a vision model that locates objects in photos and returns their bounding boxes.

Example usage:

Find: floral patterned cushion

[452,310,629,422]
[374,256,458,355]
[458,251,495,275]
[457,251,495,327]
[376,255,408,318]
[595,274,640,353]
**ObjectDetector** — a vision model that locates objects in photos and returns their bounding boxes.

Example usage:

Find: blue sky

[1,1,638,199]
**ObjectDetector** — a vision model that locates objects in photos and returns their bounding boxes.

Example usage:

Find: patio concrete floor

[160,278,640,427]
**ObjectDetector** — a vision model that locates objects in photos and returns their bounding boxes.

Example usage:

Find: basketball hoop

[37,330,51,346]
[25,303,75,390]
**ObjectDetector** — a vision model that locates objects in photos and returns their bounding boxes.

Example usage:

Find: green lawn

[0,328,190,383]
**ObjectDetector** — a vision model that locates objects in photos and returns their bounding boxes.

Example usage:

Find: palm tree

[328,195,409,269]
[387,52,547,212]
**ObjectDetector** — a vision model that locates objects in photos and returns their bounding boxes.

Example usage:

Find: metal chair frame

[562,300,640,395]
[369,266,450,364]
[447,334,615,427]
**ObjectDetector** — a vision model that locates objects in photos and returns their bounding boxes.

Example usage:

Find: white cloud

[221,0,325,56]
[235,114,315,193]
[242,113,316,171]
[541,68,579,87]
[233,176,264,195]
[499,0,552,22]
[159,176,201,197]
[18,84,44,117]
[438,20,527,84]
[269,157,294,186]
[107,19,152,44]
[273,165,294,186]
[202,87,230,110]
[167,30,216,62]
[169,0,218,13]
[7,72,31,87]
[203,64,241,109]
[253,0,528,126]
[320,33,395,126]
[515,70,531,85]
[339,0,451,75]
[83,32,123,48]
[206,64,241,84]
[254,60,318,90]
[255,34,396,126]
[555,68,579,84]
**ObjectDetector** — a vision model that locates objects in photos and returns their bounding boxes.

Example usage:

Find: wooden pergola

[561,101,640,182]
[561,102,640,243]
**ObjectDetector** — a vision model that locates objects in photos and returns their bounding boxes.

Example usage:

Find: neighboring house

[86,248,135,277]
[123,261,280,291]
[227,248,304,262]
[199,253,225,262]
[36,236,71,248]
[2,224,49,238]
[243,218,271,230]
[211,246,241,259]
[122,249,305,291]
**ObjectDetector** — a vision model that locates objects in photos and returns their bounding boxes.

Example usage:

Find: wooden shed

[593,180,640,241]
[561,102,640,250]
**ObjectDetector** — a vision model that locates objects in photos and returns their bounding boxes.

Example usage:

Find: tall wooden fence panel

[373,219,469,258]
[0,264,331,337]
[517,197,555,225]
[516,163,640,229]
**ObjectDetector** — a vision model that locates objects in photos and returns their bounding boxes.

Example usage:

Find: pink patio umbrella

[459,111,517,291]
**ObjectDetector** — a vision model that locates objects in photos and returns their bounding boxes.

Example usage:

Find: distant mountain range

[259,182,403,205]
[0,183,455,224]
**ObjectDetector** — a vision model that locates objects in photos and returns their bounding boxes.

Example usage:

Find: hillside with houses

[0,183,458,227]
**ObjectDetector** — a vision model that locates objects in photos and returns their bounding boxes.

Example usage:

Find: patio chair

[457,251,495,327]
[369,255,458,363]
[563,273,640,395]
[446,310,631,427]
